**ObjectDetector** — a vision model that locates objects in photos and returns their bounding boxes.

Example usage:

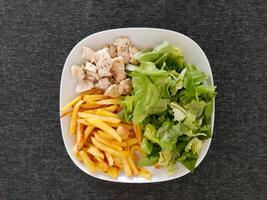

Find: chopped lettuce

[122,41,216,173]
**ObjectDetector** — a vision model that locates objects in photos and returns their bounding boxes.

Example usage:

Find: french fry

[83,94,108,101]
[97,159,109,172]
[126,151,138,175]
[84,124,94,143]
[113,156,123,169]
[97,130,114,140]
[97,130,127,147]
[106,167,119,179]
[91,137,122,157]
[70,100,84,134]
[87,145,104,159]
[126,138,139,146]
[87,118,122,142]
[60,110,72,118]
[117,126,130,140]
[97,99,119,105]
[102,105,117,112]
[61,95,82,113]
[130,145,140,160]
[104,152,114,166]
[78,113,121,124]
[138,168,152,180]
[80,103,103,109]
[133,124,142,144]
[79,150,95,172]
[121,156,132,176]
[83,110,96,114]
[73,143,82,161]
[94,133,123,151]
[95,109,119,118]
[108,122,133,130]
[76,122,84,151]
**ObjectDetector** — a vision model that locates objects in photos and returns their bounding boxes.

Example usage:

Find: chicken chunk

[111,57,126,82]
[118,78,132,95]
[81,47,96,63]
[104,84,120,98]
[105,44,117,58]
[129,46,139,65]
[75,80,94,93]
[97,78,111,90]
[84,62,100,81]
[96,48,113,77]
[114,37,131,64]
[71,65,86,82]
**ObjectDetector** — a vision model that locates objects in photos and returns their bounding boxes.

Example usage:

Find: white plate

[60,28,215,183]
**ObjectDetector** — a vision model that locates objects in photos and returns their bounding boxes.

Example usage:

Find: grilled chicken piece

[97,78,111,90]
[81,47,96,63]
[118,78,132,95]
[129,46,139,65]
[75,80,94,93]
[111,57,126,82]
[104,84,120,98]
[96,48,113,77]
[114,37,131,64]
[105,44,117,58]
[71,65,86,82]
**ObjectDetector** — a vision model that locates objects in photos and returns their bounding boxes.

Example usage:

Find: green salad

[119,41,216,173]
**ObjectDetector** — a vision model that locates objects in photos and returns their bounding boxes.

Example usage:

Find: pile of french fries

[61,89,151,180]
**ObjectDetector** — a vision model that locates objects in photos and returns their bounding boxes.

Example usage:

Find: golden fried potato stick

[79,150,95,173]
[97,131,127,147]
[126,151,138,175]
[60,110,72,118]
[78,113,121,124]
[133,124,142,144]
[80,103,103,109]
[97,159,109,172]
[70,100,84,134]
[87,145,104,159]
[104,152,114,166]
[106,167,119,179]
[108,122,133,130]
[121,156,132,176]
[95,109,119,118]
[102,105,117,112]
[138,168,152,180]
[117,126,131,140]
[83,94,108,101]
[94,133,123,151]
[97,130,114,140]
[61,95,82,113]
[76,122,84,151]
[83,124,94,143]
[126,138,139,146]
[73,143,82,161]
[97,99,119,105]
[113,156,123,169]
[91,137,122,157]
[87,118,122,142]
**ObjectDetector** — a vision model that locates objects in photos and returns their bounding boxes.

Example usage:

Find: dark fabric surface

[0,0,266,199]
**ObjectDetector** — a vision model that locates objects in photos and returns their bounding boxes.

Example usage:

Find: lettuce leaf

[131,74,167,123]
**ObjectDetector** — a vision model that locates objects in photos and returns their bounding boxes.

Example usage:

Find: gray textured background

[0,0,267,200]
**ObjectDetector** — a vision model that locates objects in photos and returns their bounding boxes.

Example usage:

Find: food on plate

[71,37,137,96]
[61,92,150,179]
[121,40,216,173]
[61,37,216,179]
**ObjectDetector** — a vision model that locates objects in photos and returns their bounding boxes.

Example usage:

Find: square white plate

[60,28,215,183]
